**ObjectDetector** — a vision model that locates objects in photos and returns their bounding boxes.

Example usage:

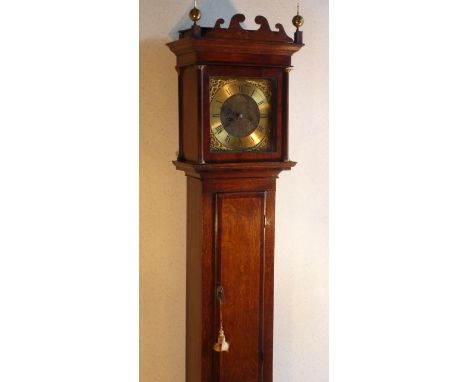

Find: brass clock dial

[210,79,271,152]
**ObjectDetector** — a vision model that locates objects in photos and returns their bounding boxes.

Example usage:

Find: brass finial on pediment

[189,0,201,24]
[292,2,304,44]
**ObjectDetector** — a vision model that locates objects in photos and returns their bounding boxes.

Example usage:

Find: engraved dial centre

[220,94,260,138]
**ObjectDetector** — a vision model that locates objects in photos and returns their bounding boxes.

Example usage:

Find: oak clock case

[167,12,304,382]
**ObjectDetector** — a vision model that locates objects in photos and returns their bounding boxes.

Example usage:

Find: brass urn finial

[189,0,201,24]
[292,1,304,30]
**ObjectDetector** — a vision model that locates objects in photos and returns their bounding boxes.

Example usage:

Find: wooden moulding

[173,160,297,180]
[167,14,303,67]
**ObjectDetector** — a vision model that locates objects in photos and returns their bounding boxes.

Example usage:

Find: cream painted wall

[140,0,328,381]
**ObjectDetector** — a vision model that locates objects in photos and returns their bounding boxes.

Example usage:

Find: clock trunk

[183,174,277,381]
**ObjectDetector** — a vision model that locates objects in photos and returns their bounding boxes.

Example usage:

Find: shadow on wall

[140,1,244,381]
[140,38,186,382]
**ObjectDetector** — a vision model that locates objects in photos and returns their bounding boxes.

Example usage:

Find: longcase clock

[167,9,304,382]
